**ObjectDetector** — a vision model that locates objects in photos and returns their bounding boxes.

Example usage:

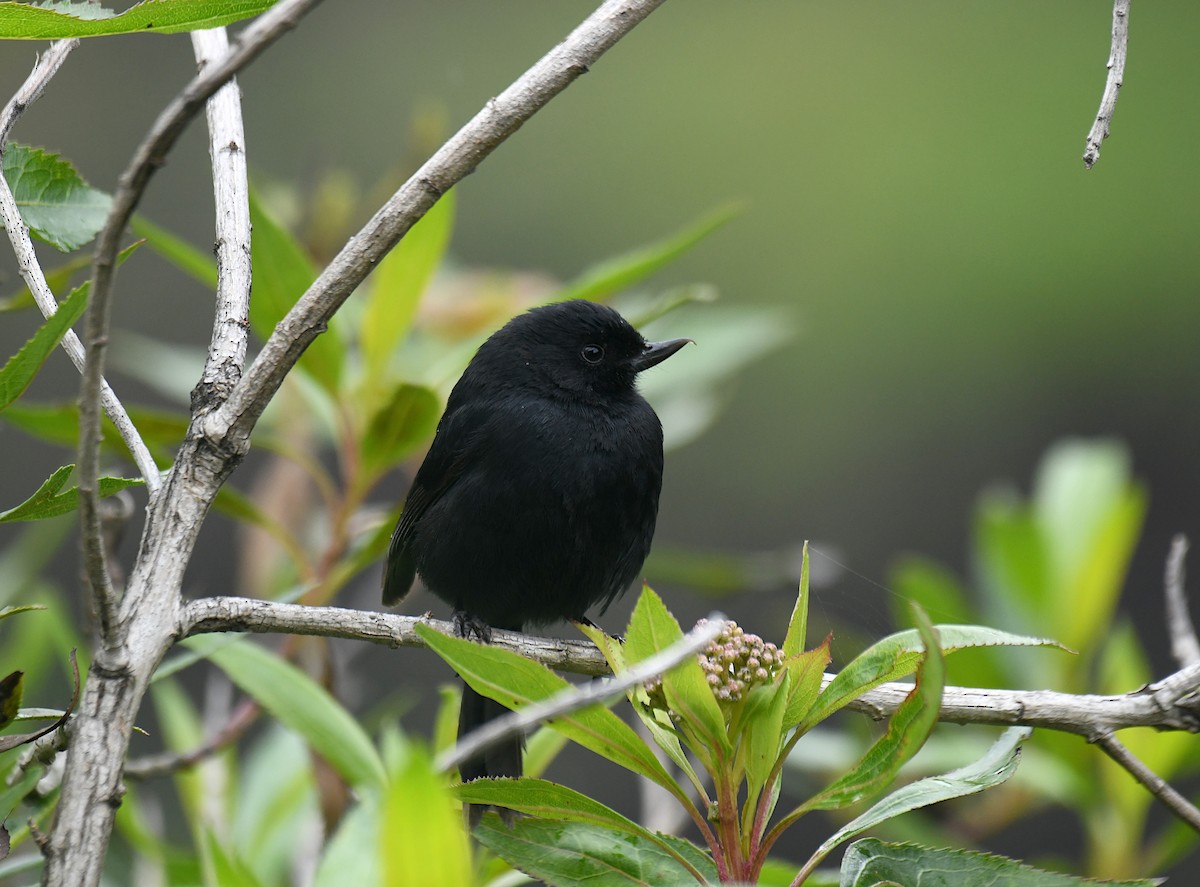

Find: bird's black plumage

[383,299,688,820]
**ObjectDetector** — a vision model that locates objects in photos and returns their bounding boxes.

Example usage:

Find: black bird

[382,299,688,819]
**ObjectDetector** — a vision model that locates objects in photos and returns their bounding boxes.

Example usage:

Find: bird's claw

[453,610,493,642]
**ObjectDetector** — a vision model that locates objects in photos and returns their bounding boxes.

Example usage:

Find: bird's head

[472,299,691,400]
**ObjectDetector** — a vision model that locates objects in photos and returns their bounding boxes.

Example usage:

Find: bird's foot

[453,610,493,643]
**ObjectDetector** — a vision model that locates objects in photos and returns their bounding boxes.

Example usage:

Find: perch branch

[0,40,160,493]
[1094,731,1200,834]
[1165,535,1200,668]
[179,596,1200,736]
[75,0,325,651]
[436,614,728,774]
[206,0,670,447]
[190,28,253,410]
[1082,0,1130,169]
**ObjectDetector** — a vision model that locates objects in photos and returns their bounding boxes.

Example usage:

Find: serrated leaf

[807,624,1065,728]
[359,382,441,476]
[0,672,23,730]
[800,608,944,813]
[557,203,741,303]
[840,837,1161,887]
[807,726,1033,878]
[1,144,111,251]
[362,189,454,377]
[183,635,386,791]
[416,624,679,792]
[0,0,278,39]
[474,815,717,887]
[623,588,731,760]
[0,464,143,523]
[381,743,472,887]
[782,635,831,729]
[0,280,89,411]
[249,189,343,394]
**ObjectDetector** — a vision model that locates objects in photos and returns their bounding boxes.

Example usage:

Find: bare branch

[125,698,259,780]
[0,40,77,147]
[180,595,1200,736]
[206,0,670,448]
[190,28,252,410]
[76,0,325,651]
[1082,0,1130,169]
[436,615,728,775]
[0,40,161,493]
[1094,731,1200,834]
[1166,535,1200,668]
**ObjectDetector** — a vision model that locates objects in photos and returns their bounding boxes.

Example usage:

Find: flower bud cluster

[696,619,782,704]
[643,620,783,714]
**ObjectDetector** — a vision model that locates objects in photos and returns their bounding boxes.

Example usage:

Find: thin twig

[1165,535,1200,668]
[190,28,252,411]
[1094,731,1200,833]
[0,39,77,147]
[178,595,1200,736]
[76,0,325,650]
[206,0,670,447]
[435,615,728,775]
[124,698,259,779]
[1082,0,1130,169]
[0,40,161,493]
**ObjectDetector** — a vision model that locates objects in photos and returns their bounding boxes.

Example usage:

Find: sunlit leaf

[783,541,810,657]
[185,635,386,791]
[381,742,472,887]
[0,0,279,39]
[416,624,679,792]
[249,189,343,394]
[362,189,454,377]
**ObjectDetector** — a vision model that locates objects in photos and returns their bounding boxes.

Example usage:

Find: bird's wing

[381,402,482,606]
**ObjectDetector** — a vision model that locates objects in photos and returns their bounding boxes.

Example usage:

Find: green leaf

[359,382,441,476]
[203,830,266,887]
[362,189,454,377]
[807,624,1064,728]
[249,188,343,394]
[0,280,89,411]
[381,742,472,887]
[0,0,279,38]
[183,635,386,791]
[782,635,831,729]
[800,608,944,813]
[557,203,741,303]
[839,837,1161,887]
[0,251,91,313]
[742,672,790,801]
[0,671,23,730]
[1,144,110,251]
[0,464,143,523]
[623,588,731,759]
[311,797,380,887]
[809,726,1033,877]
[132,215,218,289]
[473,816,717,887]
[783,541,811,657]
[0,604,45,622]
[415,624,679,792]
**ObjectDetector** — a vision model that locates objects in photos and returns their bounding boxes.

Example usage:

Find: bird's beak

[632,337,692,372]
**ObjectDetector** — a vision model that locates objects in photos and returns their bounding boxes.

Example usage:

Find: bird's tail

[458,680,522,828]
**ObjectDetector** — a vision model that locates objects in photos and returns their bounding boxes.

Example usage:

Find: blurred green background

[1,0,1199,875]
[5,0,1200,652]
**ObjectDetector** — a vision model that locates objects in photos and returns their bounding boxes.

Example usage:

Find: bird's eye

[581,344,604,364]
